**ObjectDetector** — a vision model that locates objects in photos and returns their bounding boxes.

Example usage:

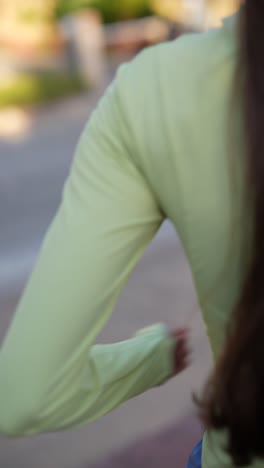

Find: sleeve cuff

[134,323,175,387]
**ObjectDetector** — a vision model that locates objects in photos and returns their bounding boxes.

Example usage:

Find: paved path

[91,416,203,468]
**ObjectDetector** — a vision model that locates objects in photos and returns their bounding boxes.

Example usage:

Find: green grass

[0,72,87,109]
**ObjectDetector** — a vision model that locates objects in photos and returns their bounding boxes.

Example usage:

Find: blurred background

[0,1,240,467]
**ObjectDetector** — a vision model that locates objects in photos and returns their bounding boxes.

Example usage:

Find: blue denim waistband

[186,438,203,468]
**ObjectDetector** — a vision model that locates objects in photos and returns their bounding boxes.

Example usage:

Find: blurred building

[152,0,241,30]
[0,0,60,51]
[0,0,242,112]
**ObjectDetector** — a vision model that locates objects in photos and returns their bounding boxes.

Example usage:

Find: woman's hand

[171,327,192,375]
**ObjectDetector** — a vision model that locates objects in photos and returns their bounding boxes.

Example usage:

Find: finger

[177,340,191,352]
[174,328,190,338]
[177,346,193,362]
[177,356,192,373]
[176,338,191,355]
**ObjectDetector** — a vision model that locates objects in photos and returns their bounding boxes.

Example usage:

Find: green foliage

[0,73,86,108]
[56,0,153,23]
[17,8,51,24]
[55,0,91,18]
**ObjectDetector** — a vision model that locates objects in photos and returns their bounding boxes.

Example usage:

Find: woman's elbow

[0,377,40,437]
[0,403,37,438]
[0,357,41,437]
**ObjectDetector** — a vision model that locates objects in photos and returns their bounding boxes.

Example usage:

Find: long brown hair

[197,2,264,466]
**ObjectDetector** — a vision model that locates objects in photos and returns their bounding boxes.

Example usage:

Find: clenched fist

[171,328,192,375]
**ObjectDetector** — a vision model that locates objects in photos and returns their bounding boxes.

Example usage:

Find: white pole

[195,0,207,30]
[73,9,107,89]
[183,0,207,30]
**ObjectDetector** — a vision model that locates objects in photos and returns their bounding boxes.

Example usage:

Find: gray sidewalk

[91,416,203,468]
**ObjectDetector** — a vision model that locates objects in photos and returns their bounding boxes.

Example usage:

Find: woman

[0,1,260,466]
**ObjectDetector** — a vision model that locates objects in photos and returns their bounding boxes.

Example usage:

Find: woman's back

[118,14,254,466]
[119,12,245,359]
[0,7,257,468]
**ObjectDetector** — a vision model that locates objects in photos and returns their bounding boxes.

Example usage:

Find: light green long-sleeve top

[0,7,258,467]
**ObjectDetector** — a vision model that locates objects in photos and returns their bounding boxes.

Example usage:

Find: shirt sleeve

[0,63,174,438]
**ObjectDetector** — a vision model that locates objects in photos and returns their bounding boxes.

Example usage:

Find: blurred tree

[206,0,241,26]
[151,0,241,27]
[0,0,62,52]
[56,0,152,23]
[151,0,185,22]
[56,0,241,26]
[0,0,241,52]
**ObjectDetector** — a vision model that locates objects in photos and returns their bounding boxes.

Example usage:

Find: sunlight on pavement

[0,107,32,141]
